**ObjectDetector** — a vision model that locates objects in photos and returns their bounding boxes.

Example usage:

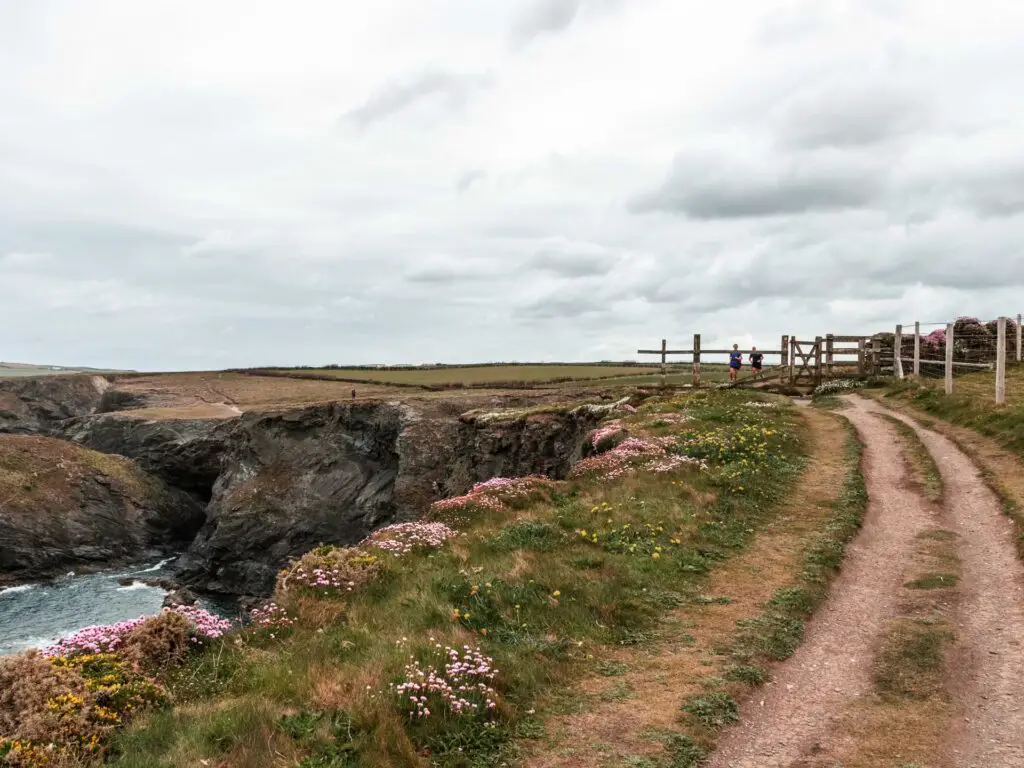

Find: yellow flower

[652,552,661,559]
[553,590,561,597]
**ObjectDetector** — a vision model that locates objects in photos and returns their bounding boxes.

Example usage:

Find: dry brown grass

[519,408,850,767]
[0,434,155,513]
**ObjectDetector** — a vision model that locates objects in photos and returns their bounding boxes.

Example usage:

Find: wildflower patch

[431,475,556,516]
[392,642,500,722]
[366,521,457,556]
[277,544,382,597]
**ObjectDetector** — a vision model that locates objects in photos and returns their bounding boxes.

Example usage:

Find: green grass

[904,572,959,590]
[877,414,944,503]
[873,620,954,701]
[254,364,663,386]
[882,365,1024,456]
[723,416,867,672]
[100,390,808,767]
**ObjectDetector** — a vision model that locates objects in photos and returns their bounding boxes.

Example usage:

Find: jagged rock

[0,434,205,584]
[64,415,230,501]
[0,375,109,434]
[162,588,198,608]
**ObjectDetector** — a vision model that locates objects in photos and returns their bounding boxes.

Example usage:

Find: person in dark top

[728,343,742,382]
[749,347,764,380]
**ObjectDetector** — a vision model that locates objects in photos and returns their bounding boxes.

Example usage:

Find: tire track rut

[862,399,1024,767]
[707,397,935,767]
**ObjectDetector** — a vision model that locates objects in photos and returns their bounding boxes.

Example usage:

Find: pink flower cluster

[430,475,554,514]
[589,422,627,451]
[652,413,691,424]
[249,601,296,629]
[644,455,707,473]
[393,644,499,720]
[570,436,698,481]
[366,522,457,556]
[44,606,232,657]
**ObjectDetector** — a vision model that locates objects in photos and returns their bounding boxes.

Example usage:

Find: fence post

[781,335,789,369]
[857,338,865,376]
[1017,314,1022,363]
[789,336,796,384]
[814,335,823,387]
[914,321,920,376]
[997,317,1007,405]
[826,334,834,377]
[872,337,882,375]
[692,334,701,387]
[660,339,666,377]
[895,324,904,379]
[945,322,954,395]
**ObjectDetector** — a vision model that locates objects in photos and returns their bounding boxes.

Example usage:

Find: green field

[261,364,665,387]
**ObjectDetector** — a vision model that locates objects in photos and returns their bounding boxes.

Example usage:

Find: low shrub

[276,545,383,598]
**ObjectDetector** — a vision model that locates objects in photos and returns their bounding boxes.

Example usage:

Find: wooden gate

[788,337,822,386]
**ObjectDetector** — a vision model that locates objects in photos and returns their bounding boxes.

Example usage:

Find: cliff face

[66,401,602,596]
[0,434,205,584]
[0,375,108,434]
[2,375,606,596]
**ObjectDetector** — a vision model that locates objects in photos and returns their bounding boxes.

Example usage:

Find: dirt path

[518,408,852,767]
[860,399,1024,767]
[707,397,937,767]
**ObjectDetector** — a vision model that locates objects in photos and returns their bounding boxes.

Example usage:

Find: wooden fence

[638,333,878,387]
[891,315,1022,404]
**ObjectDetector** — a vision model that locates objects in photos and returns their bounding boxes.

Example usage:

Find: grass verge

[516,408,864,767]
[876,413,944,504]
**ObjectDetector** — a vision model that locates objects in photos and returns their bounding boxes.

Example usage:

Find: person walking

[749,347,764,380]
[728,343,743,382]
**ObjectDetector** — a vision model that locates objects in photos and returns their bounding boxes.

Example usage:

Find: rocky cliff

[1,374,609,596]
[66,400,602,595]
[0,375,108,434]
[0,434,205,584]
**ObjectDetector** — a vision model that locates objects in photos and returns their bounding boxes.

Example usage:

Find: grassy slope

[101,391,815,768]
[880,364,1024,454]
[0,434,157,513]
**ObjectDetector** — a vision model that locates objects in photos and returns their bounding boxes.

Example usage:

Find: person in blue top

[728,343,742,382]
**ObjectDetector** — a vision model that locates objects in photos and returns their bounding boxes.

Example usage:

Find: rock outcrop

[4,378,607,596]
[173,401,601,596]
[0,434,205,584]
[0,375,108,434]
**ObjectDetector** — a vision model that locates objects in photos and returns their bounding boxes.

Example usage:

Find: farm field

[258,364,662,386]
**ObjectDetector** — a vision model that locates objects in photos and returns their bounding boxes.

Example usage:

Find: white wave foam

[116,581,154,592]
[0,584,39,597]
[135,557,175,574]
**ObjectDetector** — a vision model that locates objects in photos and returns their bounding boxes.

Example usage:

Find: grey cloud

[513,292,610,320]
[776,83,931,149]
[510,0,582,45]
[755,4,829,45]
[630,152,883,219]
[526,247,620,277]
[456,169,486,193]
[344,69,489,128]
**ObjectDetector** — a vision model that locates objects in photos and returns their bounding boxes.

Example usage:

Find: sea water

[0,558,235,655]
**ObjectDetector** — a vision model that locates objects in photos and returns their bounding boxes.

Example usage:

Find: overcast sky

[2,0,1024,370]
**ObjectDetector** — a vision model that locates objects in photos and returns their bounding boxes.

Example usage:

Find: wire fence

[891,315,1023,405]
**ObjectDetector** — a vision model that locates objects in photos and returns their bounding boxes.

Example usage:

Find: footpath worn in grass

[864,384,1024,562]
[802,522,960,768]
[520,409,865,767]
[876,413,944,504]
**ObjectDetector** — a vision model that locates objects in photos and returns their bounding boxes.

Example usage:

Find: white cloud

[1,0,1023,369]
